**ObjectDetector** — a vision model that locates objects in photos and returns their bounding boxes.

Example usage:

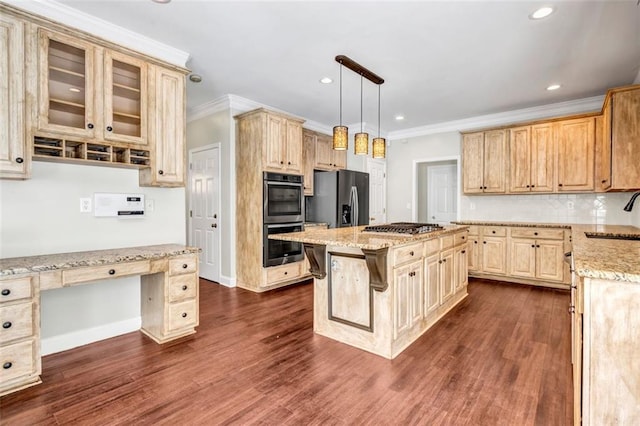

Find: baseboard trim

[41,317,141,355]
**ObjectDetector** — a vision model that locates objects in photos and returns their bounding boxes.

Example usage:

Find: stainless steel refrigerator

[305,170,369,228]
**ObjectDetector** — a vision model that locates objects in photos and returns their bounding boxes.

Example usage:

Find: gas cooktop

[362,222,444,235]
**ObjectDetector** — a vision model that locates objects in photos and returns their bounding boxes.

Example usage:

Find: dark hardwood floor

[1,278,573,425]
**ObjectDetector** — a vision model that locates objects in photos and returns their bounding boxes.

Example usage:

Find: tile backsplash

[460,192,637,225]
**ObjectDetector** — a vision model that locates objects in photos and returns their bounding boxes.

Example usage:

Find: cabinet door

[536,239,564,282]
[530,123,555,192]
[302,131,315,195]
[37,29,96,137]
[103,50,147,145]
[509,126,531,192]
[440,249,454,303]
[556,117,595,191]
[284,119,303,174]
[454,244,468,292]
[483,130,507,193]
[141,66,185,187]
[264,114,285,170]
[0,14,27,178]
[314,133,334,170]
[610,88,640,189]
[332,146,347,169]
[409,261,423,326]
[393,264,411,339]
[467,235,480,273]
[424,253,440,315]
[462,132,484,193]
[481,236,506,275]
[509,238,536,278]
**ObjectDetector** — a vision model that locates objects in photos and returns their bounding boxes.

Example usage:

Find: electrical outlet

[567,201,574,210]
[145,199,154,212]
[469,202,476,211]
[80,198,92,213]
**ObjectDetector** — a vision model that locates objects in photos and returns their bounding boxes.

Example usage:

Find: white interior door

[427,164,457,224]
[367,158,387,224]
[189,145,220,282]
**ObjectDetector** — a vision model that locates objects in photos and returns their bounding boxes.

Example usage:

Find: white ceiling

[53,1,640,135]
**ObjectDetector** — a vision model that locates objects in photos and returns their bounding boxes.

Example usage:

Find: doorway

[414,158,459,225]
[366,158,387,225]
[189,144,221,283]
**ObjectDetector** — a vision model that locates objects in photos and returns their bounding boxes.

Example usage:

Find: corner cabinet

[462,130,507,194]
[139,66,186,187]
[0,13,28,179]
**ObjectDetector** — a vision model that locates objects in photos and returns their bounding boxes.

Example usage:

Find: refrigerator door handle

[351,186,359,226]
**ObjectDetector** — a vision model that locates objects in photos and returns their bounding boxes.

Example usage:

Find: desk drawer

[0,276,34,303]
[62,261,150,286]
[454,231,468,246]
[393,243,423,266]
[169,256,197,276]
[0,302,34,344]
[510,228,565,240]
[0,339,36,383]
[168,274,197,302]
[168,299,197,331]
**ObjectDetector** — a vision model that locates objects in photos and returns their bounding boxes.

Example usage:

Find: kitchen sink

[584,232,640,241]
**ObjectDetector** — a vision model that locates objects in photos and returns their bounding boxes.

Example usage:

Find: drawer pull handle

[483,241,487,244]
[492,230,496,234]
[284,271,288,275]
[182,264,188,269]
[182,285,188,291]
[16,157,24,164]
[108,269,116,275]
[2,321,11,329]
[106,126,113,132]
[181,313,187,318]
[461,250,466,254]
[3,362,12,369]
[87,123,94,129]
[461,236,465,240]
[1,289,10,296]
[159,170,164,175]
[409,251,414,256]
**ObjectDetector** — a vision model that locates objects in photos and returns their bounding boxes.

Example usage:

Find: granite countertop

[269,225,469,250]
[0,244,201,277]
[452,220,571,229]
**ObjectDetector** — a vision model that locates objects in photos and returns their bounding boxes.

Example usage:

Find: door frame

[188,143,222,282]
[366,157,387,224]
[412,156,461,223]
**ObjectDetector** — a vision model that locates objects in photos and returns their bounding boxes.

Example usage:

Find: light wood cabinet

[0,13,28,179]
[556,117,595,192]
[302,129,346,195]
[509,123,554,192]
[481,236,507,275]
[393,259,423,340]
[462,130,507,194]
[598,85,640,191]
[424,253,440,316]
[454,243,468,292]
[508,238,564,282]
[302,131,315,195]
[263,112,303,174]
[139,65,186,187]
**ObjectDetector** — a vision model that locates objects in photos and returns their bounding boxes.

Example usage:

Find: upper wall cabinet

[302,129,346,195]
[509,123,554,193]
[598,85,640,191]
[261,111,304,175]
[37,28,147,145]
[556,117,595,192]
[0,14,27,179]
[462,130,507,194]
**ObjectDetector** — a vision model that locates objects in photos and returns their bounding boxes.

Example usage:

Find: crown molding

[387,95,605,140]
[4,0,189,67]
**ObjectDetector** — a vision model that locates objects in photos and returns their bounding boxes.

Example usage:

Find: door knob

[211,224,217,228]
[214,214,217,219]
[370,217,375,221]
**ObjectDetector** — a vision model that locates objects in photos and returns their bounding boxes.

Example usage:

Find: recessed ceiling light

[395,115,405,121]
[151,0,171,3]
[189,74,202,83]
[320,77,332,84]
[530,6,554,20]
[547,84,561,91]
[68,87,81,93]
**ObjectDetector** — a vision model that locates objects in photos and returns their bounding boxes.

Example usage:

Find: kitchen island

[270,224,469,359]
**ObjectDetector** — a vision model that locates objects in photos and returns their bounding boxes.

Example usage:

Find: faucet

[623,192,640,212]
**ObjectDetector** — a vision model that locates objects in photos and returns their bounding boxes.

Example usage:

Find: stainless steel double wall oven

[262,172,304,267]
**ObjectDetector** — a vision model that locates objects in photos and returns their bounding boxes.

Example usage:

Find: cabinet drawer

[0,276,34,303]
[483,226,506,237]
[169,256,197,276]
[266,262,302,284]
[424,239,440,256]
[168,299,197,331]
[510,228,565,240]
[454,231,468,246]
[0,302,34,344]
[440,235,454,250]
[62,261,150,286]
[168,274,197,302]
[393,243,423,266]
[0,339,36,383]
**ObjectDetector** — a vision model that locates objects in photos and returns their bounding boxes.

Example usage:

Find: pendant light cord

[360,75,363,132]
[339,64,343,126]
[377,84,381,137]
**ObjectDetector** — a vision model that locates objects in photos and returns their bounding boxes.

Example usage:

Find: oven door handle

[266,222,304,229]
[265,181,303,188]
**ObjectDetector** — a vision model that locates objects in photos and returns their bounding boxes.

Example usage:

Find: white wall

[0,162,185,354]
[386,131,638,226]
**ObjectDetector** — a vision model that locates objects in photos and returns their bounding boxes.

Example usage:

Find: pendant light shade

[372,84,386,159]
[354,75,369,155]
[333,63,348,150]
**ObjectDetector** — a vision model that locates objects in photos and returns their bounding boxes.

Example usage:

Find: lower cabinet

[393,259,423,339]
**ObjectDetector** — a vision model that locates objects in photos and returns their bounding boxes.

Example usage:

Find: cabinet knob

[443,258,447,263]
[492,231,496,234]
[284,271,288,275]
[483,241,487,244]
[2,321,12,329]
[483,186,487,189]
[531,244,535,248]
[288,161,291,165]
[409,251,414,256]
[181,313,187,318]
[182,285,188,291]
[536,245,540,248]
[182,264,188,269]
[474,241,478,244]
[106,126,113,132]
[1,289,11,296]
[3,362,12,369]
[461,236,465,240]
[601,179,607,184]
[526,185,530,188]
[15,157,23,164]
[531,185,535,188]
[438,260,443,264]
[108,269,116,275]
[87,123,94,129]
[158,170,164,175]
[479,186,483,190]
[461,250,466,254]
[280,161,284,164]
[558,183,563,187]
[534,232,538,236]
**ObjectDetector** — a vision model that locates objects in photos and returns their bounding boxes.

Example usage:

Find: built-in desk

[0,244,200,396]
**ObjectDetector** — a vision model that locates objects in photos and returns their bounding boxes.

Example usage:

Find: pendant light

[372,84,386,159]
[332,63,348,150]
[354,74,369,155]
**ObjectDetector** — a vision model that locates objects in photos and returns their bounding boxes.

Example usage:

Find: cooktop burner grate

[362,222,444,235]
